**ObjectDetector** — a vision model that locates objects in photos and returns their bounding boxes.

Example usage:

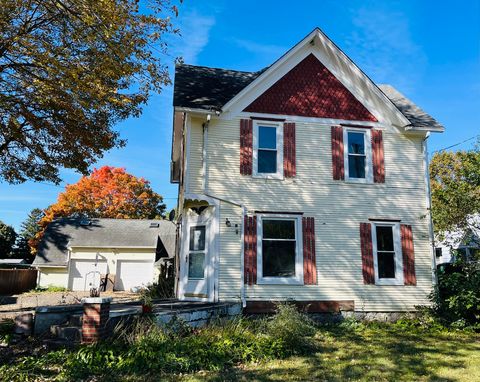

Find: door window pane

[189,226,205,251]
[348,155,366,178]
[259,126,277,149]
[188,252,205,279]
[378,252,395,278]
[258,150,277,173]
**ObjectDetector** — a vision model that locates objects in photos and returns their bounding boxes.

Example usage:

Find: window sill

[375,279,404,286]
[257,277,303,285]
[345,177,372,184]
[252,173,284,180]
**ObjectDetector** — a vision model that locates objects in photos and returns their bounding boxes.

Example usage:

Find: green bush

[429,252,480,330]
[0,319,14,345]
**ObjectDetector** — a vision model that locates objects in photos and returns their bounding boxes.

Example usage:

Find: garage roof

[33,218,176,267]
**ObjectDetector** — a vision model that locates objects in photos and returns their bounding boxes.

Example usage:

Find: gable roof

[244,53,378,122]
[33,218,176,267]
[174,63,443,131]
[173,63,263,111]
[378,85,444,131]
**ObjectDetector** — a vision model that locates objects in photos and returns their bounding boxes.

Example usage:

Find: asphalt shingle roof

[173,64,443,131]
[378,84,443,130]
[33,218,176,267]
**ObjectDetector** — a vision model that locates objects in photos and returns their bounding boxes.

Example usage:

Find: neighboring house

[435,216,480,265]
[32,218,176,291]
[170,28,445,313]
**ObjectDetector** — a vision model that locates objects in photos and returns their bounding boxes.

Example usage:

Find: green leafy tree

[0,221,17,257]
[16,208,44,259]
[430,143,480,234]
[0,0,180,184]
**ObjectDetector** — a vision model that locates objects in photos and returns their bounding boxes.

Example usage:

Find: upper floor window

[253,121,283,179]
[372,222,403,285]
[344,128,372,182]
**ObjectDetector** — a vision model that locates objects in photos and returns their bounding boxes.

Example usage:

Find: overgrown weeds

[0,303,317,381]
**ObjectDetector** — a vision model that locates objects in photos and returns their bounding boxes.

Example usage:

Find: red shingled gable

[244,54,377,122]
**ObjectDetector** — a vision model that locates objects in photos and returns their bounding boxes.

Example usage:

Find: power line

[431,135,479,154]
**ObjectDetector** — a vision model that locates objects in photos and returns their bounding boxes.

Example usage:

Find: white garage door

[115,260,154,291]
[69,260,108,291]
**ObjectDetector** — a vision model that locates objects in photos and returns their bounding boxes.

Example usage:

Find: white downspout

[239,206,247,307]
[423,132,437,287]
[202,114,210,193]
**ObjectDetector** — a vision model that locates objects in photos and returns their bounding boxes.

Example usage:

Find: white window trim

[252,121,284,179]
[371,222,404,286]
[256,214,303,285]
[343,127,373,183]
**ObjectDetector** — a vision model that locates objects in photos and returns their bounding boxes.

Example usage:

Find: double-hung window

[257,215,303,284]
[344,128,372,182]
[372,222,403,285]
[253,121,283,178]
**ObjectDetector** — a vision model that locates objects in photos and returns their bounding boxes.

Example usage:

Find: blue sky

[1,0,479,231]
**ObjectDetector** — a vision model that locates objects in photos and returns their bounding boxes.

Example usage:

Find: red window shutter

[244,215,257,285]
[303,217,317,285]
[371,129,385,183]
[331,126,344,180]
[283,122,296,178]
[240,119,253,175]
[401,224,416,285]
[360,222,375,284]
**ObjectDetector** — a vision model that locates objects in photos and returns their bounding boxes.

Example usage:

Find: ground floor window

[257,215,303,284]
[372,222,403,285]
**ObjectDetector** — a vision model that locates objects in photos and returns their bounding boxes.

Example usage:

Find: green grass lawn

[2,317,479,382]
[181,324,480,382]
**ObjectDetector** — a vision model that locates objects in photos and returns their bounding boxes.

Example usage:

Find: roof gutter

[175,106,222,115]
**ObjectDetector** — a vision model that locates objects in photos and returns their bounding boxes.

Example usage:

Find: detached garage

[33,218,176,291]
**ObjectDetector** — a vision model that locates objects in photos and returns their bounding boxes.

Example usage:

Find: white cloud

[174,10,216,64]
[232,38,287,58]
[345,7,427,92]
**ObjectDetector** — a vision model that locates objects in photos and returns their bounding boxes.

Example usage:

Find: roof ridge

[176,62,266,75]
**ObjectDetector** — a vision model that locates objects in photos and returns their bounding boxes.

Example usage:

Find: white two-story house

[170,28,444,314]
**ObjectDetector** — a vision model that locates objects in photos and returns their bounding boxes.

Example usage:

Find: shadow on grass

[195,325,480,382]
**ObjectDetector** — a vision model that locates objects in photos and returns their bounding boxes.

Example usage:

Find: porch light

[225,218,231,227]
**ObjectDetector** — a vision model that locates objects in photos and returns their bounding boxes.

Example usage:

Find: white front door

[183,224,209,298]
[179,205,217,301]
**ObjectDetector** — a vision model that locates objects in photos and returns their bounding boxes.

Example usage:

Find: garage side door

[115,260,154,291]
[69,260,108,291]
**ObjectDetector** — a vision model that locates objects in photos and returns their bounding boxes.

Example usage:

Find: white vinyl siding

[187,116,432,311]
[37,267,68,289]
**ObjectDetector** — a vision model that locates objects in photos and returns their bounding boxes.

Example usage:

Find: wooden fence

[0,269,38,295]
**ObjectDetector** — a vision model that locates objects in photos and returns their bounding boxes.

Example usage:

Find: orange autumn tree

[31,166,166,253]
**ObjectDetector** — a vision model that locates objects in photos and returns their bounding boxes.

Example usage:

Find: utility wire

[431,135,479,154]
